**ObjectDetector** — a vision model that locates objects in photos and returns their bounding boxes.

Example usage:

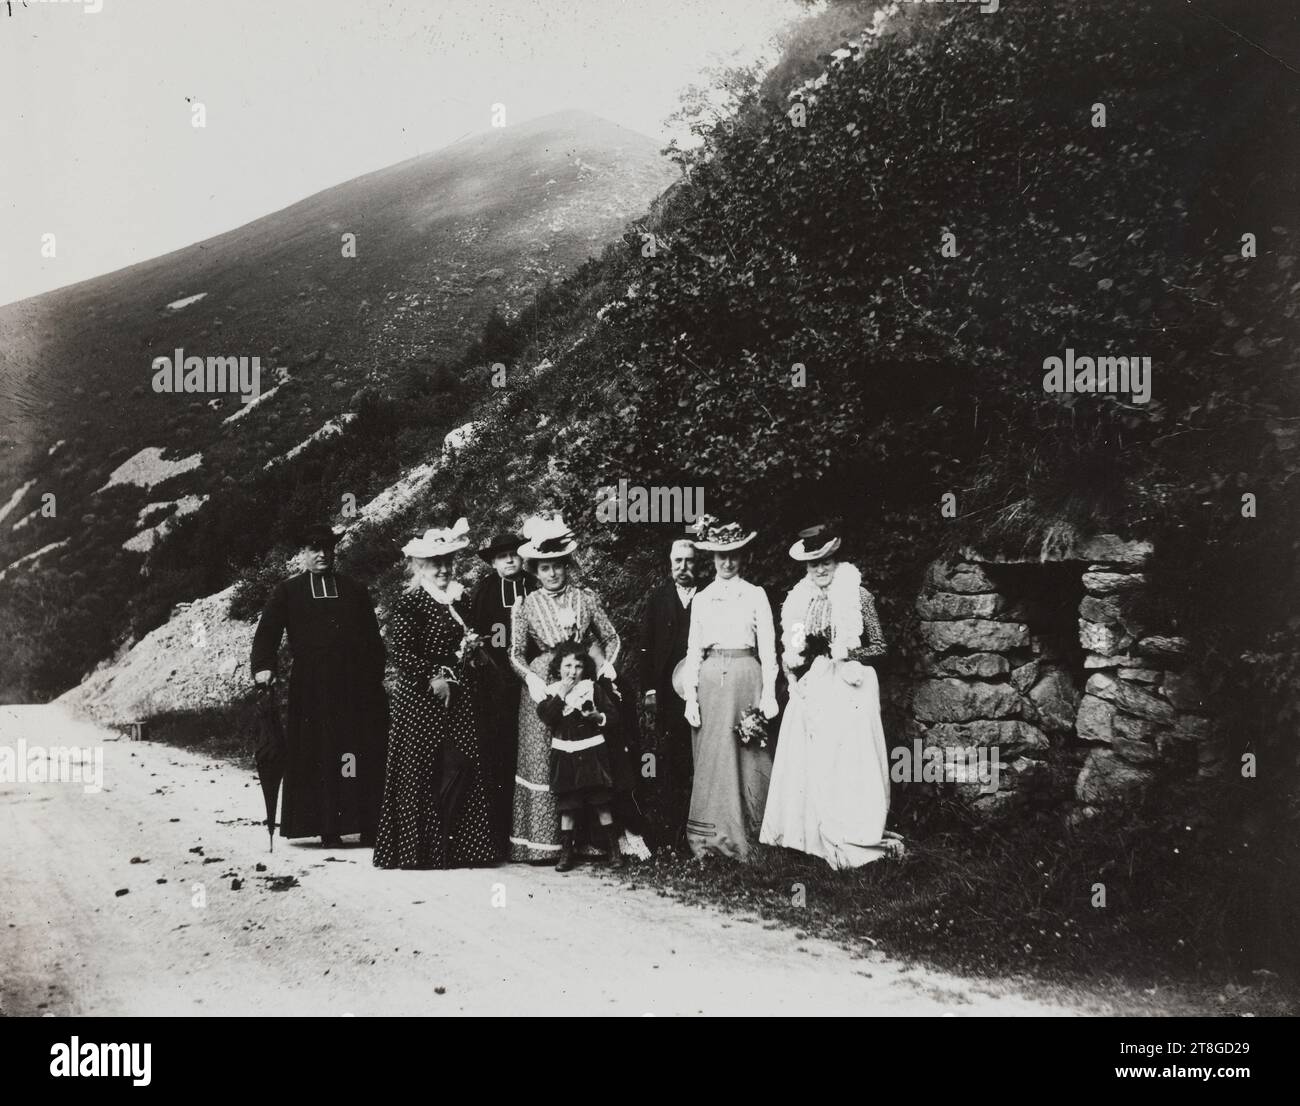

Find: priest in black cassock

[250,525,389,847]
[467,531,537,856]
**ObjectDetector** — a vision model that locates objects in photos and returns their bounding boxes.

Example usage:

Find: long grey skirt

[687,650,772,860]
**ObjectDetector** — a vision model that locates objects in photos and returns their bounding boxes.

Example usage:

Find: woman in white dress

[760,524,900,869]
[681,516,779,860]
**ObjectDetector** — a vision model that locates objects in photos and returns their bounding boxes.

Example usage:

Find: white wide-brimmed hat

[401,517,471,559]
[691,513,756,553]
[517,514,578,560]
[789,523,842,562]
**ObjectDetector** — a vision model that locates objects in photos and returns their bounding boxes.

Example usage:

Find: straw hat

[401,518,471,559]
[789,523,842,562]
[691,513,756,553]
[517,515,578,560]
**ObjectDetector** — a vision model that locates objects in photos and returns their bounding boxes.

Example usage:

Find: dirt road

[1,704,1074,1017]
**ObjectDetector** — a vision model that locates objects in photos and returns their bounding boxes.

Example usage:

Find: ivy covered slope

[419,1,1298,775]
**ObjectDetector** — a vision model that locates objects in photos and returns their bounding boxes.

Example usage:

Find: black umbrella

[253,684,286,852]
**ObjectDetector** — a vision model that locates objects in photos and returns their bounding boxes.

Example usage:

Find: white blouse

[682,576,777,702]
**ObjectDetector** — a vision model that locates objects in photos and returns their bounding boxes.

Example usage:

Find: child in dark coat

[537,641,624,871]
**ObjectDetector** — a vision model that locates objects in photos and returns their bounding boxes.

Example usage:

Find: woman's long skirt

[372,676,496,870]
[687,650,772,860]
[760,659,891,869]
[510,650,561,862]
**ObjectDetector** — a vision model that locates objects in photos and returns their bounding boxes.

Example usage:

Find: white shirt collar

[419,579,465,605]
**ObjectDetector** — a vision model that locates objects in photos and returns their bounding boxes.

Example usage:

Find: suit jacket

[639,581,694,697]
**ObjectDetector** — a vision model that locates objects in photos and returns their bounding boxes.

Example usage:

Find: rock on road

[0,704,1072,1017]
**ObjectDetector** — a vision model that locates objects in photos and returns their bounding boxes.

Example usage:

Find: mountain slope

[0,109,677,698]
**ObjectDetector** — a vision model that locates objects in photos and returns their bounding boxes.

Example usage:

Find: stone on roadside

[1075,748,1154,804]
[1113,712,1165,743]
[913,679,1023,723]
[928,652,1009,678]
[1112,736,1159,766]
[1010,659,1039,694]
[924,720,1048,752]
[1084,652,1144,669]
[1085,673,1176,724]
[915,591,1007,621]
[1075,694,1116,742]
[1136,635,1190,662]
[1077,534,1154,566]
[926,560,997,594]
[920,619,1030,653]
[1029,669,1081,735]
[1082,571,1147,594]
[1079,619,1134,656]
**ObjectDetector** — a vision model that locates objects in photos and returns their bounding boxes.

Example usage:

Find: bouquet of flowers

[735,706,771,750]
[785,624,832,682]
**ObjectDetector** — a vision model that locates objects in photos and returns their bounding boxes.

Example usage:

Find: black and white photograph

[1,0,1297,1061]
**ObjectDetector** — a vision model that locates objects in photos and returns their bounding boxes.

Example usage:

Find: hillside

[41,0,1300,990]
[0,109,678,698]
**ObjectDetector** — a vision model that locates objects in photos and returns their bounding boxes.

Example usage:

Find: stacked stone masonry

[911,534,1219,812]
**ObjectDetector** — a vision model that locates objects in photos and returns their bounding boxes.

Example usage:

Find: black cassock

[467,569,537,855]
[250,571,389,839]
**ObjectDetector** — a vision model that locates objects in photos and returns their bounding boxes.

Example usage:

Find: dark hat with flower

[691,513,756,553]
[789,522,841,562]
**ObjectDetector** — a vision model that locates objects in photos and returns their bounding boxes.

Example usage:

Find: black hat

[477,531,526,564]
[789,522,841,561]
[300,524,341,550]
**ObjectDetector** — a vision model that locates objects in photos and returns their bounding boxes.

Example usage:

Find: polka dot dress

[373,588,496,869]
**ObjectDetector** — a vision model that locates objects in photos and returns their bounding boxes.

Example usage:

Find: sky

[0,0,795,307]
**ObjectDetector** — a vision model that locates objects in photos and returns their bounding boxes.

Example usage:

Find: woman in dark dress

[373,520,497,870]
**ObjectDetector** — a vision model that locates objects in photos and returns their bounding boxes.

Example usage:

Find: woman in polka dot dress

[373,521,497,870]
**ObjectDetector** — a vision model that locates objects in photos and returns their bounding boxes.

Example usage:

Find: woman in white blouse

[681,516,779,860]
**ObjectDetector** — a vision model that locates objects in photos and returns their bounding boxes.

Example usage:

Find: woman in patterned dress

[373,520,497,870]
[508,516,623,863]
[760,524,900,869]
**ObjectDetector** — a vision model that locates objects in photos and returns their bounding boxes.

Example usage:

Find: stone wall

[910,534,1220,812]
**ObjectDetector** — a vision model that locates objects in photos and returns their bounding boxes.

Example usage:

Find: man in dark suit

[251,525,388,848]
[638,538,698,848]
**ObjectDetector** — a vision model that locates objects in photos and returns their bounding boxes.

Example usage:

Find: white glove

[598,661,617,681]
[760,693,779,720]
[684,699,701,728]
[526,673,548,703]
[839,660,865,687]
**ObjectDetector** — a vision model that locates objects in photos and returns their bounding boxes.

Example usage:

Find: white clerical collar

[310,573,338,599]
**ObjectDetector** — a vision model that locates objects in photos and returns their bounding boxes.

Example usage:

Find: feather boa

[782,561,863,664]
